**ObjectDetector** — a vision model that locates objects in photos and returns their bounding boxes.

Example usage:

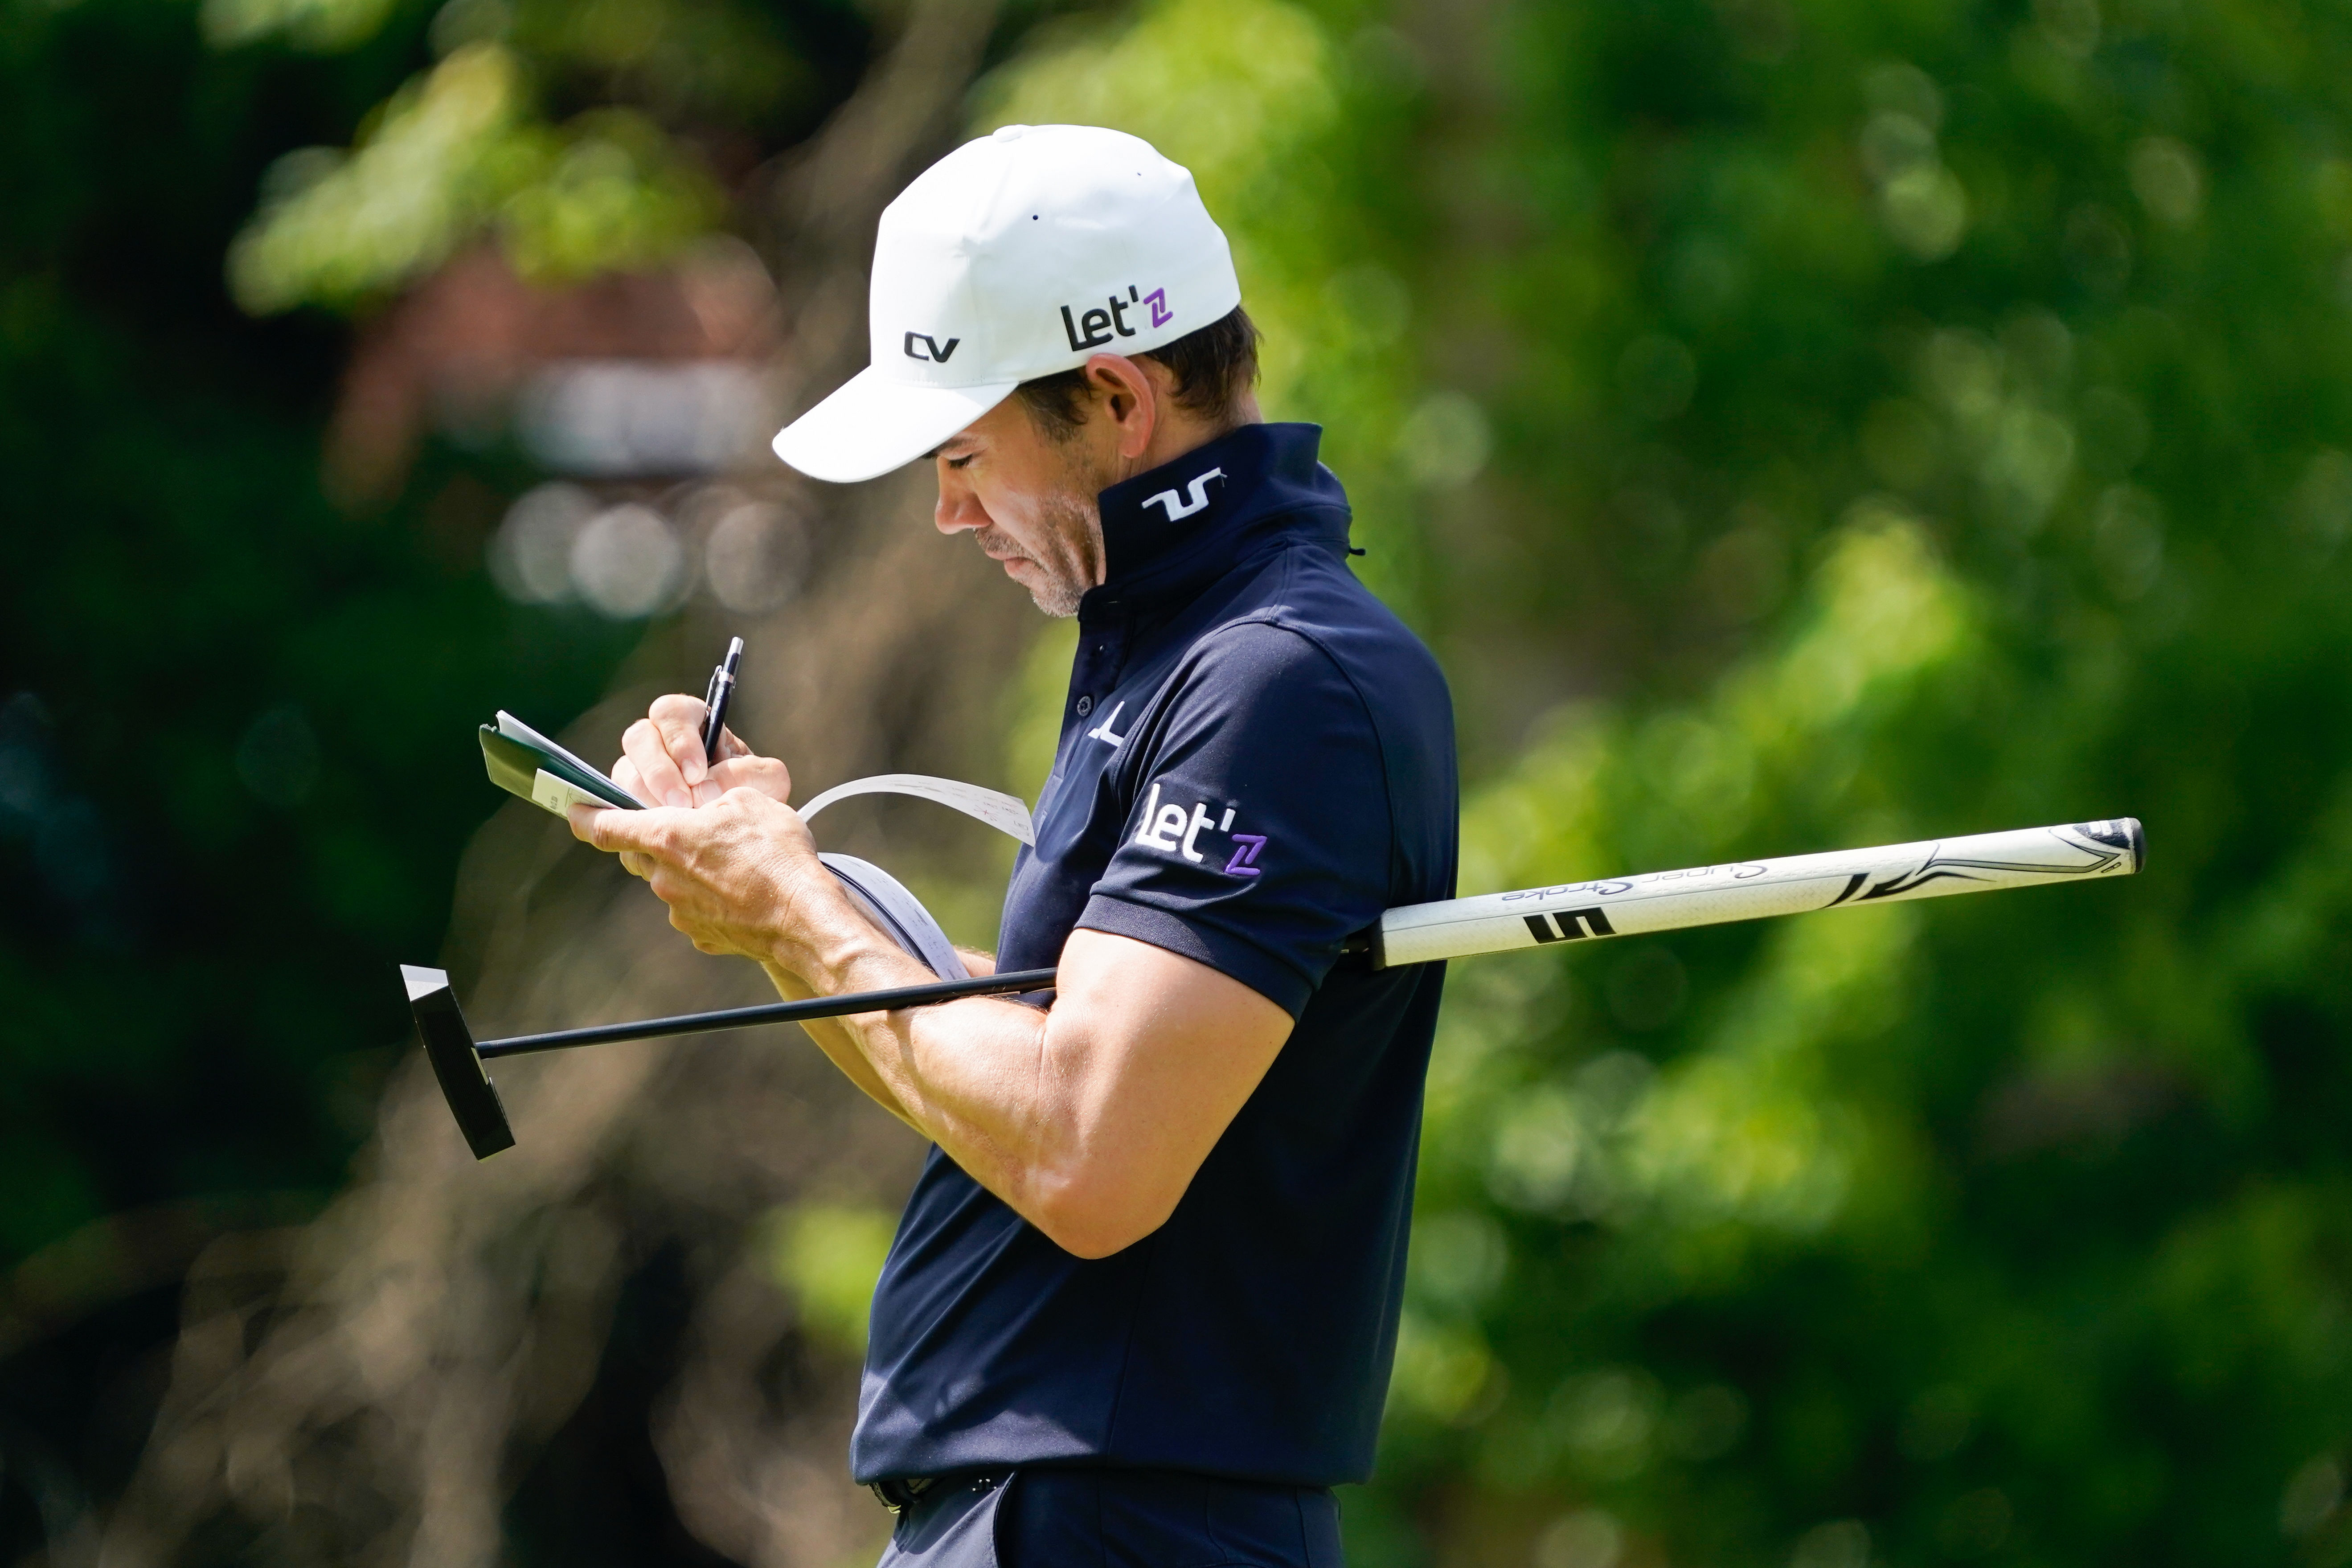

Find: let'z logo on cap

[902,332,960,362]
[1060,286,1172,350]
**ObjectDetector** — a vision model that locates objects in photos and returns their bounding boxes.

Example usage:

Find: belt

[870,1471,1011,1515]
[869,1474,938,1514]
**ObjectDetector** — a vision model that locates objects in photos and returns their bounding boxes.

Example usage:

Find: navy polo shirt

[852,423,1458,1488]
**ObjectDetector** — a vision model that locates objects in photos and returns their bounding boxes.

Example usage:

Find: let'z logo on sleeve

[1135,781,1262,876]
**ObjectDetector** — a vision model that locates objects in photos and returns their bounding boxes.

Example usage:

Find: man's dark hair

[1014,305,1262,440]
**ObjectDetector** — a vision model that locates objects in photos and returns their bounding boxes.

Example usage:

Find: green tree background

[6,0,2352,1563]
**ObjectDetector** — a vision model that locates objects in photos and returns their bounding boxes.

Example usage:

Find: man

[574,125,1457,1567]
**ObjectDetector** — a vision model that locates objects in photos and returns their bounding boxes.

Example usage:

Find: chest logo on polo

[1141,467,1225,523]
[1084,699,1127,749]
[1134,783,1261,875]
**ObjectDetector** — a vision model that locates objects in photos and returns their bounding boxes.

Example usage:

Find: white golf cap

[771,124,1242,484]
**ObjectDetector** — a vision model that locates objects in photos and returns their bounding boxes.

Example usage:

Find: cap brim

[771,367,1017,484]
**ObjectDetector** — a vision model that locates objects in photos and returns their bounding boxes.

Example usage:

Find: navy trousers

[876,1468,1345,1568]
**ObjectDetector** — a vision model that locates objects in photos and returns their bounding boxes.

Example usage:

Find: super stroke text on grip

[1498,863,1773,903]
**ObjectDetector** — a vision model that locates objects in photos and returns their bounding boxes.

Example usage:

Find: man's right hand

[608,692,793,883]
[611,692,791,809]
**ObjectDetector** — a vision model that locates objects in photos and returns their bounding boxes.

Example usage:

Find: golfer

[574,125,1458,1567]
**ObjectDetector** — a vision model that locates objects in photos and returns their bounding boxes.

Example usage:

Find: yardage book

[478,710,1038,843]
[479,711,647,816]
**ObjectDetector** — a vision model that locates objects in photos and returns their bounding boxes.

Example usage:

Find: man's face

[931,397,1119,618]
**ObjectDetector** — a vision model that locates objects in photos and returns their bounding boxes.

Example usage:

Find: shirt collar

[1081,422,1351,617]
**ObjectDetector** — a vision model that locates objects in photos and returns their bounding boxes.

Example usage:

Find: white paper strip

[797,774,1036,846]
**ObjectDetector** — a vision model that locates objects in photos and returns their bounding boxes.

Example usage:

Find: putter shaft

[475,967,1060,1059]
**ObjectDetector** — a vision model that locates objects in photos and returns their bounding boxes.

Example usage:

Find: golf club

[406,817,2142,1159]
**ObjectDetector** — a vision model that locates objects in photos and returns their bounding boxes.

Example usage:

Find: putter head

[401,966,516,1159]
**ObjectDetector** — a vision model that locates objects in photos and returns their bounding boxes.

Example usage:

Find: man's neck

[1110,395,1263,488]
[1075,400,1266,598]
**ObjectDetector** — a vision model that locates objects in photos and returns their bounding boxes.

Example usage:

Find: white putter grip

[1368,818,2145,968]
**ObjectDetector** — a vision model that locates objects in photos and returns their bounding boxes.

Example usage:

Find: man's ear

[1085,353,1159,460]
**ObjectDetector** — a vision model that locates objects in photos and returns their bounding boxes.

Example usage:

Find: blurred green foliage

[0,0,875,1535]
[227,44,722,311]
[1,15,570,1256]
[988,0,2352,1563]
[208,0,866,310]
[0,2,891,1559]
[765,1202,900,1356]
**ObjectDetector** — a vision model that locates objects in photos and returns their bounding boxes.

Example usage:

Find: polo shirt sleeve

[1075,621,1389,1018]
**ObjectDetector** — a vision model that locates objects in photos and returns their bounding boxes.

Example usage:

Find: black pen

[700,635,744,766]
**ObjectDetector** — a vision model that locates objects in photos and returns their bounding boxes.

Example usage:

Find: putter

[406,819,2142,1160]
[397,961,1056,1160]
[400,852,1040,1161]
[404,963,517,1159]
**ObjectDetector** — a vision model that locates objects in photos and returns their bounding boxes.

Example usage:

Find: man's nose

[934,466,988,536]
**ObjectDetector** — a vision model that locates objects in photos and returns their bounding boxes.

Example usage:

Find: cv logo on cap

[902,332,961,362]
[1061,287,1172,351]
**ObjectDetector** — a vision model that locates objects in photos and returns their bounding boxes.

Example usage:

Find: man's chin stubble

[1028,575,1084,618]
[1009,502,1101,617]
[986,547,1083,617]
[975,479,1102,618]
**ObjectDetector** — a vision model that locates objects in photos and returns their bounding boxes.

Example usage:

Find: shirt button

[1075,695,1094,716]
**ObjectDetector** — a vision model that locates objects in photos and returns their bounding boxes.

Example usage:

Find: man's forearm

[762,938,998,1129]
[770,929,1067,1222]
[770,926,1286,1261]
[759,959,924,1132]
